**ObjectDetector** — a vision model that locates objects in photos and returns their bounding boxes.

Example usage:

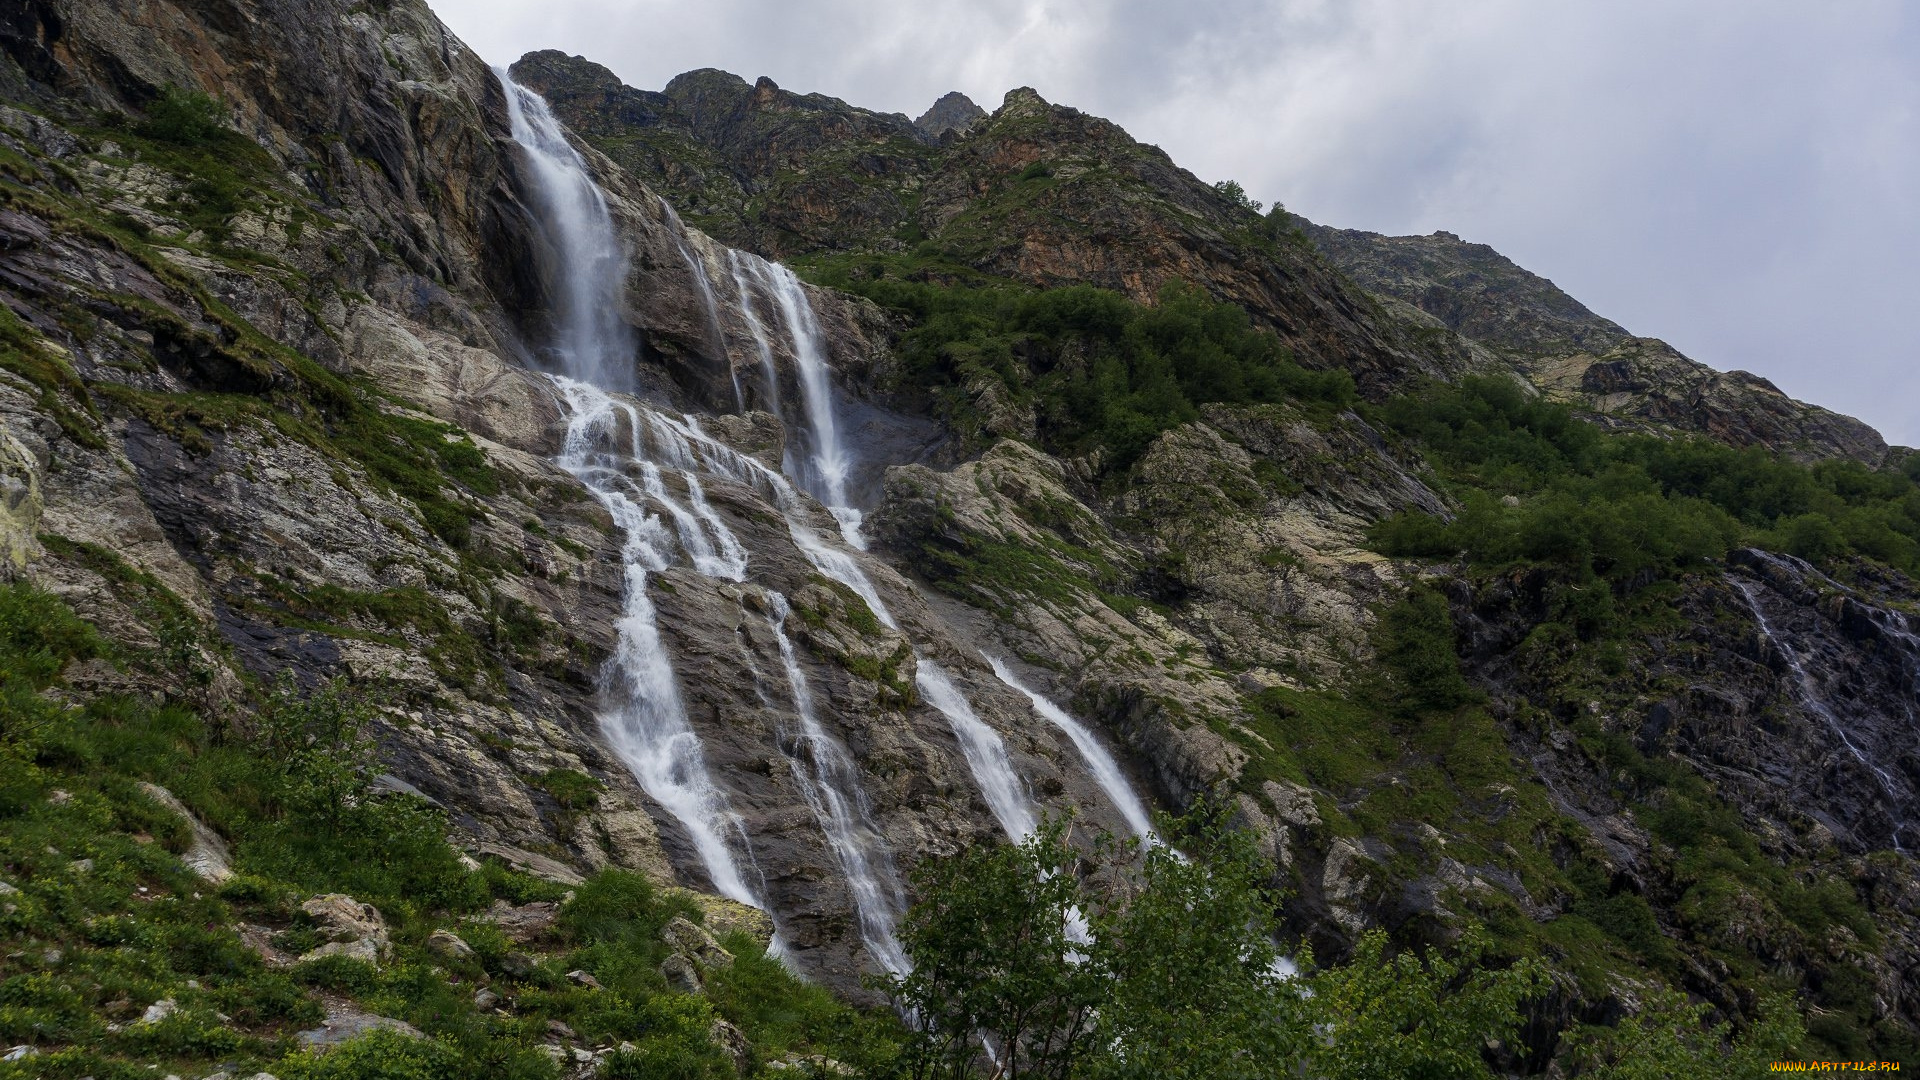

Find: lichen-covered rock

[661,915,734,969]
[298,894,390,965]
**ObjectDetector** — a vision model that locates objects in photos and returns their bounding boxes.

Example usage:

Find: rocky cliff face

[0,0,1129,993]
[913,91,985,140]
[4,0,1918,1064]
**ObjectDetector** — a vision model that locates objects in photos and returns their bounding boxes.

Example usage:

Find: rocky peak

[509,49,669,134]
[997,85,1050,119]
[913,90,985,138]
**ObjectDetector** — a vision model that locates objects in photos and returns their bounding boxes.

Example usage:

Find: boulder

[298,894,390,965]
[427,929,475,960]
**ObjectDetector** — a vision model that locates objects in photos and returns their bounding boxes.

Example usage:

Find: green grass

[0,580,900,1077]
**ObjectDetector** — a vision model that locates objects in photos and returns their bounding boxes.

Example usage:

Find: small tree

[258,674,380,833]
[138,85,230,146]
[1214,179,1264,214]
[1306,929,1548,1080]
[1087,805,1311,1079]
[884,820,1102,1080]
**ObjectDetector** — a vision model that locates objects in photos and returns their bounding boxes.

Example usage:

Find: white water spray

[918,660,1041,842]
[738,257,867,548]
[552,379,764,904]
[503,70,766,905]
[987,656,1156,842]
[728,250,784,416]
[498,73,633,392]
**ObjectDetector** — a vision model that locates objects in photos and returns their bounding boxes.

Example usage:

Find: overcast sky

[437,0,1920,447]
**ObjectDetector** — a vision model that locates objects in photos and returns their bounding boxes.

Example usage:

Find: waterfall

[1732,576,1910,852]
[502,71,766,906]
[738,256,866,549]
[918,661,1041,842]
[662,400,1048,850]
[987,657,1156,841]
[552,379,764,904]
[498,73,634,393]
[766,594,911,975]
[727,251,784,417]
[710,262,1056,849]
[501,72,1155,970]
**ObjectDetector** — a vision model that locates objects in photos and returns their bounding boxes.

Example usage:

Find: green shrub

[137,86,228,146]
[1370,375,1920,581]
[276,1028,465,1080]
[802,265,1354,471]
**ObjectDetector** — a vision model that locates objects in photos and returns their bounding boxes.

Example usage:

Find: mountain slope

[1306,224,1890,464]
[0,0,1916,1072]
[512,51,1477,398]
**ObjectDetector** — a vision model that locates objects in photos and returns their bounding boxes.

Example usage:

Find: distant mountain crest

[1305,223,1889,463]
[914,90,985,138]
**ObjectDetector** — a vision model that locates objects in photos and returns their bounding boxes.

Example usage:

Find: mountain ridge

[516,50,1890,466]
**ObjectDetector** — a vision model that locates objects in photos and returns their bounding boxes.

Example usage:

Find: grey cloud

[435,0,1920,445]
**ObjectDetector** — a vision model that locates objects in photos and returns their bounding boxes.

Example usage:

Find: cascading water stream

[543,378,921,972]
[498,73,633,394]
[1732,577,1910,852]
[987,657,1157,842]
[719,265,1059,848]
[727,251,784,417]
[765,594,911,975]
[741,256,867,549]
[502,71,766,906]
[552,380,764,904]
[634,404,1051,852]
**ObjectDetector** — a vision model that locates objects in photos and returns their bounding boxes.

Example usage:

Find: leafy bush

[1370,376,1920,583]
[136,86,228,146]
